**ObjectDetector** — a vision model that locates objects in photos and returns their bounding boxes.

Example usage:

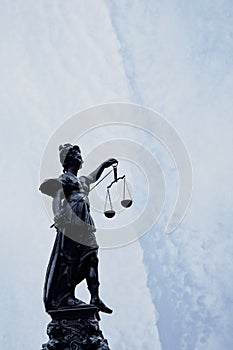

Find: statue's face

[61,145,84,171]
[71,150,84,170]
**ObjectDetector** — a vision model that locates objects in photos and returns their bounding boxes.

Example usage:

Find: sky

[0,1,233,349]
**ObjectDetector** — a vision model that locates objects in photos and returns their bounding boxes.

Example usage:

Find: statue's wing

[39,178,62,198]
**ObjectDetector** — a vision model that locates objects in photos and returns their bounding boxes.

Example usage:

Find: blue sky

[0,1,233,349]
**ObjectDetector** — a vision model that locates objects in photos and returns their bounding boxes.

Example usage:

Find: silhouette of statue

[39,143,117,314]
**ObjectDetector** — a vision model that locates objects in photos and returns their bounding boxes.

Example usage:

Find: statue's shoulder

[58,173,71,183]
[78,175,94,193]
[79,175,94,184]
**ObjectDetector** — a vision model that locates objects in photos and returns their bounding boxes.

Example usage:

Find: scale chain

[108,188,113,211]
[125,179,132,199]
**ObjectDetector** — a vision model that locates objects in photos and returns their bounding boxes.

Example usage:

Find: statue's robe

[39,173,98,310]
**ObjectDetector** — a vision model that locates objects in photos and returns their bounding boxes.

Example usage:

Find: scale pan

[104,210,116,218]
[121,199,133,208]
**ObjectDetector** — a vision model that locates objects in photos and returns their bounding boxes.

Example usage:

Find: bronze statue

[39,143,118,314]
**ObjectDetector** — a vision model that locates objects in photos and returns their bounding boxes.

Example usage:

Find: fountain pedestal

[41,305,110,350]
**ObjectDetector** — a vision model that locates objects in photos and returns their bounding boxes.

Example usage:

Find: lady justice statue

[39,143,118,314]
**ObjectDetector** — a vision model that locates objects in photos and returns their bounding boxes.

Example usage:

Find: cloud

[105,0,233,349]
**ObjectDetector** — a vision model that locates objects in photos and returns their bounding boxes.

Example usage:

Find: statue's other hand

[54,210,64,224]
[104,158,118,168]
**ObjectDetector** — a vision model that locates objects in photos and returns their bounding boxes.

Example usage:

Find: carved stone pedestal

[42,305,111,350]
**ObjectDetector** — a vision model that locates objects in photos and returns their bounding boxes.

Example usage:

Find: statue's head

[59,143,83,172]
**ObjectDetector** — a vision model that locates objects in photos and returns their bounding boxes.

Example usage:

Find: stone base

[42,305,110,350]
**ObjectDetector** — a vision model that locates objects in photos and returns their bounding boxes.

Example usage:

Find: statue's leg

[44,255,75,310]
[86,253,100,293]
[51,228,85,307]
[86,253,113,314]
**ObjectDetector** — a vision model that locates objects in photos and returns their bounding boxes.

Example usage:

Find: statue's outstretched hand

[104,158,118,168]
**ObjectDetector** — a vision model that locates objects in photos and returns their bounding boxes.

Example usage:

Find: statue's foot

[67,296,86,307]
[90,296,113,314]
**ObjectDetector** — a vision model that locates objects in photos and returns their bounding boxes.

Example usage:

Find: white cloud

[105,0,233,349]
